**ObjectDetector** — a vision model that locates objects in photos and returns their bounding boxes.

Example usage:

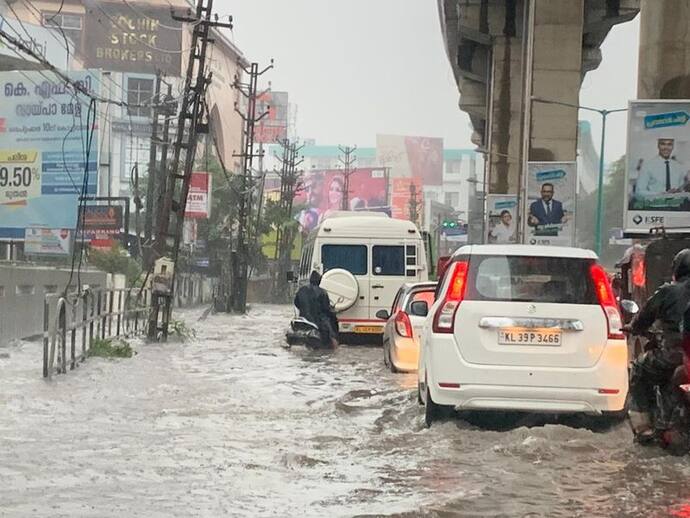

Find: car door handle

[372,284,384,289]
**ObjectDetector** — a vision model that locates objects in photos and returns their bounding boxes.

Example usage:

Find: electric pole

[231,60,273,313]
[408,182,419,225]
[148,0,233,340]
[273,139,303,301]
[338,145,357,211]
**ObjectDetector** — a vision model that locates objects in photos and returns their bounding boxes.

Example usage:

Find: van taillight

[590,263,625,340]
[432,260,469,334]
[395,311,413,338]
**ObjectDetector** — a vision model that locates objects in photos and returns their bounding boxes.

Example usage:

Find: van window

[322,244,367,275]
[373,245,405,276]
[466,255,597,304]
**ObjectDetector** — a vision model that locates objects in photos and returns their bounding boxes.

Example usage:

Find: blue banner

[0,70,99,239]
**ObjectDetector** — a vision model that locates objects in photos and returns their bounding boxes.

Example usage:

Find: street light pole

[530,97,626,256]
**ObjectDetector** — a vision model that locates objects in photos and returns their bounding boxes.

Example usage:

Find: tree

[576,156,628,266]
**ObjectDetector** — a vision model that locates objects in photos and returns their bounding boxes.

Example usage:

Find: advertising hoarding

[82,2,182,75]
[77,205,122,240]
[254,91,288,144]
[185,172,212,219]
[625,100,690,233]
[295,168,387,233]
[0,70,99,239]
[523,162,577,247]
[24,227,71,255]
[376,134,444,185]
[486,195,518,244]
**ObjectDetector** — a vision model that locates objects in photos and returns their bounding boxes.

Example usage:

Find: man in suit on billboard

[528,183,566,227]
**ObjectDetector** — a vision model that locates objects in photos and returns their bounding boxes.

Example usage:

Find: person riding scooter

[627,249,690,440]
[294,270,339,348]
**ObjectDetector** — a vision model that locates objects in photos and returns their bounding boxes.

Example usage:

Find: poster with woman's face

[295,168,387,232]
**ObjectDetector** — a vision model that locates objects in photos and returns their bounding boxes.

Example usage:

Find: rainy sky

[223,0,639,162]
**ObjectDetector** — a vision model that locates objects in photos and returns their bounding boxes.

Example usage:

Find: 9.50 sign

[0,150,41,204]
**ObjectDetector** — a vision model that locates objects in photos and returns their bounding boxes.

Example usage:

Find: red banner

[185,172,212,219]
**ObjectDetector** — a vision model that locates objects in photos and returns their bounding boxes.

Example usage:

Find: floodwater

[2,305,690,517]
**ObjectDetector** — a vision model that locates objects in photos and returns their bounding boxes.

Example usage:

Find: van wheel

[425,386,445,428]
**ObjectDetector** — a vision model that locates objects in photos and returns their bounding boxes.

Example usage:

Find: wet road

[2,305,690,517]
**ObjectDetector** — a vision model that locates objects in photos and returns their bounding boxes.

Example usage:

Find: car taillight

[432,260,469,334]
[394,311,413,338]
[590,263,625,340]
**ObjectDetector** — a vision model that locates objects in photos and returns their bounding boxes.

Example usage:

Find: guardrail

[43,287,150,379]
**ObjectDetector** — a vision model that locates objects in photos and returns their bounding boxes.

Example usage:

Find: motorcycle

[285,315,339,349]
[628,327,690,455]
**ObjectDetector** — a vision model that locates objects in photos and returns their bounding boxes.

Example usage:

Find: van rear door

[370,243,414,319]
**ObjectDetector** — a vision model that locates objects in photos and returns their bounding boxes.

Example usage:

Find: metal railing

[43,287,151,379]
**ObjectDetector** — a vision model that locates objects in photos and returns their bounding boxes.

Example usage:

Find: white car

[418,245,628,427]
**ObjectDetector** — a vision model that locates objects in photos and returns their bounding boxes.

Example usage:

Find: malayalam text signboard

[0,71,99,239]
[523,162,577,247]
[625,100,690,233]
[486,195,518,244]
[83,2,182,75]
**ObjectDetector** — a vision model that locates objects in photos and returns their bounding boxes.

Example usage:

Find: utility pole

[148,0,233,340]
[231,61,273,313]
[338,145,357,211]
[144,72,162,247]
[273,139,303,300]
[408,182,419,225]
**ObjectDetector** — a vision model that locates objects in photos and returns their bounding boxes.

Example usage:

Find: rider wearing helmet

[628,249,690,438]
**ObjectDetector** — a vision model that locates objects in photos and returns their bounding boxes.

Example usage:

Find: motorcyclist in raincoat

[294,271,339,348]
[628,249,690,439]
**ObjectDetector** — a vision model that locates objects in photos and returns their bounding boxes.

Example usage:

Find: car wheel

[417,382,424,405]
[388,347,398,373]
[425,386,444,428]
[382,340,390,368]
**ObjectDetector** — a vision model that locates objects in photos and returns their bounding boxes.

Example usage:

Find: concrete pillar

[638,0,690,98]
[528,0,584,162]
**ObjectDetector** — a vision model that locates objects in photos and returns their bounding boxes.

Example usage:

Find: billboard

[77,205,123,241]
[82,2,182,75]
[0,70,99,240]
[24,227,71,255]
[625,100,690,233]
[524,162,577,247]
[391,177,423,226]
[254,91,288,143]
[185,172,212,219]
[295,168,387,233]
[486,195,518,244]
[376,134,444,185]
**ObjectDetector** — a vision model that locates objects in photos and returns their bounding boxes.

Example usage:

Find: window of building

[127,78,154,118]
[122,136,150,183]
[41,11,82,46]
[444,191,460,208]
[446,158,463,175]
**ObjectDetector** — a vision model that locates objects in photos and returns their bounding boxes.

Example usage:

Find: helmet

[672,249,690,280]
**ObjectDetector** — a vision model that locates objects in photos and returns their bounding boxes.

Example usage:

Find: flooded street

[2,305,690,517]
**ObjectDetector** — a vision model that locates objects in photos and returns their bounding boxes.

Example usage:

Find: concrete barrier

[0,264,109,345]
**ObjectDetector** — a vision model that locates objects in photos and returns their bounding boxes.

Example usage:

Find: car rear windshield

[466,255,598,304]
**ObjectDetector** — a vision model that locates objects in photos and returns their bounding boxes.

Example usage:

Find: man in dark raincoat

[294,271,338,347]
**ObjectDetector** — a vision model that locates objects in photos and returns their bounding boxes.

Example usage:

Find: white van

[298,211,428,337]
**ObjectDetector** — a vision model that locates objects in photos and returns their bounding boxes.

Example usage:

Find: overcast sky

[222,1,639,161]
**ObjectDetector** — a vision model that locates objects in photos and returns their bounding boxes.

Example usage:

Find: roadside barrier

[43,288,150,379]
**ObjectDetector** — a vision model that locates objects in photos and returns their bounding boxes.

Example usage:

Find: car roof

[401,281,437,292]
[451,244,598,260]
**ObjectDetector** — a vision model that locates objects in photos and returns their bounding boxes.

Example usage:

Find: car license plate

[498,328,561,346]
[354,325,383,334]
